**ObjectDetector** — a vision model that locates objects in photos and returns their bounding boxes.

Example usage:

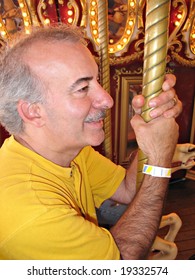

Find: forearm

[110,174,169,259]
[109,116,178,259]
[110,151,138,205]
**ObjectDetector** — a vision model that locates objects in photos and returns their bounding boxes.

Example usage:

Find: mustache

[84,110,106,123]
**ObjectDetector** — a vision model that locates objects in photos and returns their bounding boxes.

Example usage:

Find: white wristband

[142,164,172,178]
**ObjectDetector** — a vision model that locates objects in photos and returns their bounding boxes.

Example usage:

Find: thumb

[130,114,145,130]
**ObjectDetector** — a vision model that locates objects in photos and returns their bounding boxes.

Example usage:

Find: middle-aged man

[0,25,182,259]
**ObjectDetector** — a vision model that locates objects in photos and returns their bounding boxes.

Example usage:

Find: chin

[88,132,105,147]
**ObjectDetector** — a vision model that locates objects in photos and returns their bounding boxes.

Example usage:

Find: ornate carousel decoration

[0,0,194,66]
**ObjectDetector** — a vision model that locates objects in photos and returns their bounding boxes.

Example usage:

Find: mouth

[84,111,106,126]
[85,119,104,129]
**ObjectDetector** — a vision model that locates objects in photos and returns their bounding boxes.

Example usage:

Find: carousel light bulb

[177,13,182,19]
[175,21,180,26]
[130,1,135,7]
[1,31,6,36]
[44,18,50,24]
[68,18,73,23]
[25,29,31,35]
[68,10,73,16]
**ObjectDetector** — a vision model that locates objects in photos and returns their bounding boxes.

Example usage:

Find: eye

[78,85,89,93]
[72,84,89,98]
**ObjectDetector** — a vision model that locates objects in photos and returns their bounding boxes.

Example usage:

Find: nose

[91,83,114,109]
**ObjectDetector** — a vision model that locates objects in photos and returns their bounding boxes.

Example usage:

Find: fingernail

[150,110,157,118]
[163,83,169,91]
[149,101,157,107]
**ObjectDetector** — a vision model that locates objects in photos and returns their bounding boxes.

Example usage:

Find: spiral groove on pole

[97,0,112,160]
[136,0,171,188]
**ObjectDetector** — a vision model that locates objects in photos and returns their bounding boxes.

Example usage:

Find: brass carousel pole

[136,0,182,260]
[25,0,40,27]
[137,0,171,189]
[97,0,112,160]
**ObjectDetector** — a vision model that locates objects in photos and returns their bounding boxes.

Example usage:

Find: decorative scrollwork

[113,67,143,81]
[67,1,79,25]
[109,51,143,66]
[37,0,48,25]
[169,0,188,44]
[168,0,188,60]
[37,0,86,27]
[171,51,195,66]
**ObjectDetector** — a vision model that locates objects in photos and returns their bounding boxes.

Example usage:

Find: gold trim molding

[113,67,143,164]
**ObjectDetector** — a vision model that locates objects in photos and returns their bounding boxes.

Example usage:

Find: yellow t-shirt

[0,136,126,260]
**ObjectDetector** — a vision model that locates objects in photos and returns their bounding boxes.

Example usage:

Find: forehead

[23,41,98,84]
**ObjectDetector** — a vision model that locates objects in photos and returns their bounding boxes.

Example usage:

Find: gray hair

[0,25,87,135]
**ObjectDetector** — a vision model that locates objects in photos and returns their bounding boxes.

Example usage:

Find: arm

[110,115,179,260]
[109,74,181,259]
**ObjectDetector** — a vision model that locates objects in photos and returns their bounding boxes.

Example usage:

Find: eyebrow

[68,77,93,92]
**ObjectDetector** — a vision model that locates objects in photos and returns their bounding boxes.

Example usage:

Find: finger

[130,113,144,128]
[131,95,145,114]
[149,98,176,118]
[162,74,176,91]
[163,99,183,118]
[148,91,182,119]
[148,88,176,107]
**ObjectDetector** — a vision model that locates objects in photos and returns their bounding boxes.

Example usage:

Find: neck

[14,134,80,167]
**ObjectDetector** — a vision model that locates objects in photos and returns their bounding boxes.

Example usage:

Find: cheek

[45,96,92,128]
[65,99,92,119]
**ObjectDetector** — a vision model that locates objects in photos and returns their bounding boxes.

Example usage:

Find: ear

[17,100,45,127]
